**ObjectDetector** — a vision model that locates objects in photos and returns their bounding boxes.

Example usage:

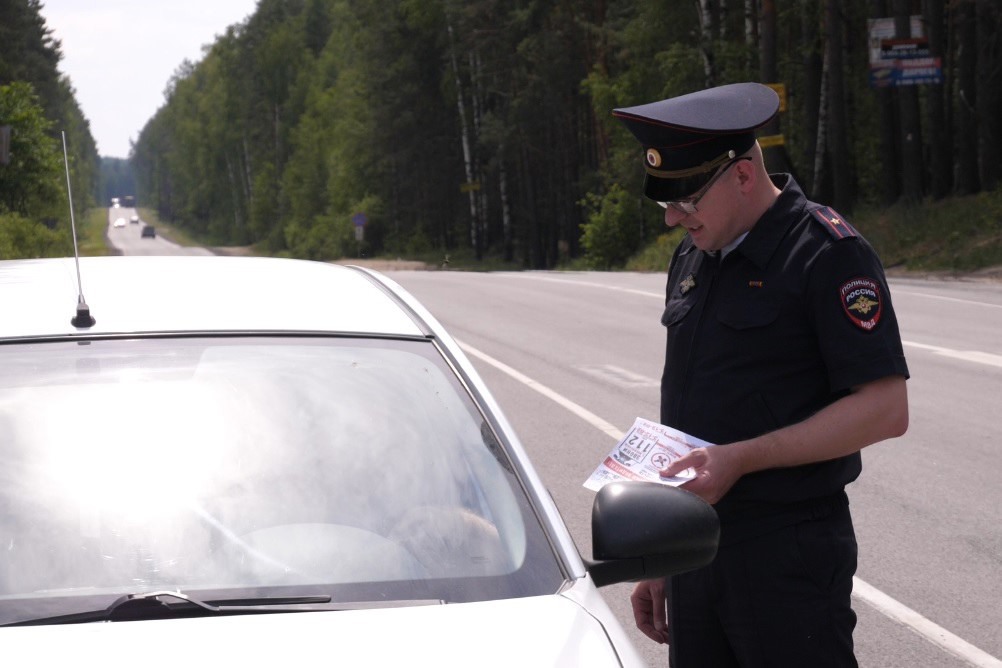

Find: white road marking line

[577,364,660,388]
[509,274,663,299]
[893,289,1002,310]
[458,338,1002,667]
[903,341,1002,368]
[513,275,1002,370]
[516,275,1002,311]
[458,343,623,442]
[852,578,1002,668]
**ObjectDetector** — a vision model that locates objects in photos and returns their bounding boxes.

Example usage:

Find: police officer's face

[662,159,748,251]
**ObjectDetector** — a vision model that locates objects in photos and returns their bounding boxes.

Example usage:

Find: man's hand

[661,445,746,504]
[660,375,909,505]
[631,579,670,644]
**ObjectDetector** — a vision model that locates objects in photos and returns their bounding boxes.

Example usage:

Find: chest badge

[678,274,696,295]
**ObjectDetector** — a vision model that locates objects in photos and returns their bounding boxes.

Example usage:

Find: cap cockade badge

[646,148,662,168]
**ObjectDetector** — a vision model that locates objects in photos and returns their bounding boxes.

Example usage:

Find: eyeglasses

[658,156,751,215]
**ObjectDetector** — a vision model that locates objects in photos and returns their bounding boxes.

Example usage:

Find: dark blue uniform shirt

[660,175,909,524]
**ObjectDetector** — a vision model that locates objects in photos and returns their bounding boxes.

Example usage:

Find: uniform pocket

[661,297,695,327]
[716,299,782,330]
[792,507,858,594]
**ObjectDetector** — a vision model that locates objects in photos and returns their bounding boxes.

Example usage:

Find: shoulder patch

[839,277,882,331]
[810,206,857,240]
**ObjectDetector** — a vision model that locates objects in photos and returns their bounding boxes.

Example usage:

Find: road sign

[869,57,942,87]
[765,84,787,112]
[758,134,786,148]
[880,38,931,60]
[868,16,924,65]
[867,16,940,87]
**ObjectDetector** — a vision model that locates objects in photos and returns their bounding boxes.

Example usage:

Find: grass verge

[620,190,1002,276]
[82,188,1002,277]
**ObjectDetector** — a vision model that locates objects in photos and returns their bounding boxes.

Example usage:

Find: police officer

[613,83,910,667]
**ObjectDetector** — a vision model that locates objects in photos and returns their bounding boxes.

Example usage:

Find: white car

[112,217,126,228]
[0,256,718,665]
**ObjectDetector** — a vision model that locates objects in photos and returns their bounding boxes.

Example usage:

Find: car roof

[0,256,428,339]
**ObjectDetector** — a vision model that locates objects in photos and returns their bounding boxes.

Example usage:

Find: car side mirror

[585,481,719,587]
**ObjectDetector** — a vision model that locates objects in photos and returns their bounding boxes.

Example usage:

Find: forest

[0,0,100,258]
[129,0,1001,269]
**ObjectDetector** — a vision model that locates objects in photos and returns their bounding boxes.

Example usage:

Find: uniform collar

[731,174,806,269]
[720,232,748,259]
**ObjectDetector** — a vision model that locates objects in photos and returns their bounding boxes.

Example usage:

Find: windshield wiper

[3,591,441,627]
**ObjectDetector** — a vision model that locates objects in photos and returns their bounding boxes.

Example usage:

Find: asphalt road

[106,208,211,256]
[106,215,999,666]
[386,269,1002,668]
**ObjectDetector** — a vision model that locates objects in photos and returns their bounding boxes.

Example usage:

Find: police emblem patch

[840,277,882,331]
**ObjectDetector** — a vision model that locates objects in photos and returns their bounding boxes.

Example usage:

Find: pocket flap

[716,299,781,330]
[661,298,694,327]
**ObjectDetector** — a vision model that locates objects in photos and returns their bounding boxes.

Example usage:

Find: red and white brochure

[583,417,714,492]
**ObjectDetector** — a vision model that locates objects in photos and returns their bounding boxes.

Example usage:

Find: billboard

[867,16,942,87]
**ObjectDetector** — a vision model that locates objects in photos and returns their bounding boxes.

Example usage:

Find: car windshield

[0,337,562,625]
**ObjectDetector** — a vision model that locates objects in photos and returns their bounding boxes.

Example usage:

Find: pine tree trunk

[698,0,717,87]
[954,0,979,194]
[976,0,1002,191]
[824,0,854,211]
[924,0,950,198]
[500,156,512,262]
[813,38,829,199]
[757,0,795,176]
[446,20,481,259]
[894,0,925,203]
[869,0,901,205]
[801,0,823,196]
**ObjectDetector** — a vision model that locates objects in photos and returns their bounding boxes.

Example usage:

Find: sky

[39,0,261,159]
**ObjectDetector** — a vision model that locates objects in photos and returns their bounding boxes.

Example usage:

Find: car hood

[3,594,642,667]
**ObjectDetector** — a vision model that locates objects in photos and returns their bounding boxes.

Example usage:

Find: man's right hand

[630,579,670,644]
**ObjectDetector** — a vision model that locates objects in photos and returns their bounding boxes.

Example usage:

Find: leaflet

[582,417,715,492]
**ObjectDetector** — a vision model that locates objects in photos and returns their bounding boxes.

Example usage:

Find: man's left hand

[658,375,909,504]
[660,446,746,504]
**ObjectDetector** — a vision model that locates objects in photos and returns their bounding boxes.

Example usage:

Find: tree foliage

[100,157,136,204]
[0,211,70,258]
[131,0,1002,267]
[0,82,62,215]
[0,0,100,258]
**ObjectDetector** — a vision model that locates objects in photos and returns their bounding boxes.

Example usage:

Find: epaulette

[809,206,858,240]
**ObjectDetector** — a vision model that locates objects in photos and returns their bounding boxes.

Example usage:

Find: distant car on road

[140,225,156,238]
[129,215,140,224]
[112,218,126,228]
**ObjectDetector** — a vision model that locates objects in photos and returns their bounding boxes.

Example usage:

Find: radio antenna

[62,131,95,327]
